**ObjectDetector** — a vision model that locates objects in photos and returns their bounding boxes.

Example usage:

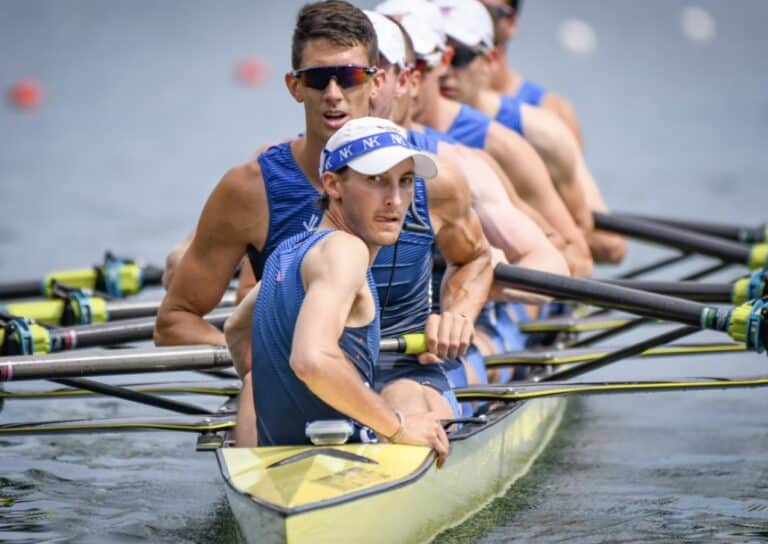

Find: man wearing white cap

[382,1,594,277]
[367,8,569,386]
[158,1,492,445]
[438,0,626,264]
[222,117,449,461]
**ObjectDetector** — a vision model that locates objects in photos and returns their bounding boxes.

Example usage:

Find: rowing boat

[217,387,564,543]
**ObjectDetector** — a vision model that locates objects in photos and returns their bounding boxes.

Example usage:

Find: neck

[417,89,461,133]
[490,47,522,93]
[475,89,502,117]
[319,210,380,266]
[292,131,328,189]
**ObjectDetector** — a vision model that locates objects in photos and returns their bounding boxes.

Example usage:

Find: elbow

[289,354,323,383]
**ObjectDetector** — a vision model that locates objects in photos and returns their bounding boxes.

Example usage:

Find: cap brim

[347,147,438,179]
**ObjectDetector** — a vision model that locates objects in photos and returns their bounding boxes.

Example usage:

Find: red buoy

[9,79,44,110]
[236,58,267,86]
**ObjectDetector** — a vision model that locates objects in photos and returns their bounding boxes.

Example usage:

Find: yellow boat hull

[217,396,566,543]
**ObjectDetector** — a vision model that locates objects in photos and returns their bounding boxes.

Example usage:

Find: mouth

[374,215,402,226]
[322,110,349,129]
[439,85,456,98]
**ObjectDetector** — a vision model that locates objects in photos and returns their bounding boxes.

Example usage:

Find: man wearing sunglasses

[438,0,627,265]
[156,0,492,445]
[377,0,594,279]
[368,8,569,387]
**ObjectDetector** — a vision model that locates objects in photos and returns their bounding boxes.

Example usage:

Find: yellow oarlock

[727,302,754,345]
[41,262,143,297]
[0,321,51,355]
[4,297,108,326]
[731,277,750,306]
[748,243,768,270]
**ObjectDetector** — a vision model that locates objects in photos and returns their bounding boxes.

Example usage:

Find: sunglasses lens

[297,66,372,90]
[450,47,479,69]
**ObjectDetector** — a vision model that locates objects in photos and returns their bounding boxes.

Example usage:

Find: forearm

[154,308,226,346]
[224,282,261,377]
[292,349,400,437]
[439,249,492,321]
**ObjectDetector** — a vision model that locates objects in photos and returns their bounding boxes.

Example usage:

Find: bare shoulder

[302,231,369,285]
[427,153,470,206]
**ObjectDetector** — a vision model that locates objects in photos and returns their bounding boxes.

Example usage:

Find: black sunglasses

[291,64,377,90]
[450,46,484,69]
[488,4,516,21]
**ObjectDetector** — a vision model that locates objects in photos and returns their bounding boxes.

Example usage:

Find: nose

[385,180,404,208]
[322,77,344,102]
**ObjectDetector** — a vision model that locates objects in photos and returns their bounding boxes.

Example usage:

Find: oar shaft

[0,280,41,300]
[0,345,233,381]
[600,279,733,303]
[593,212,753,265]
[618,213,766,243]
[494,263,726,328]
[47,308,232,351]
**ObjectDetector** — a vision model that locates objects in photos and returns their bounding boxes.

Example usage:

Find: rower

[366,9,567,385]
[155,0,492,445]
[378,0,594,278]
[479,0,628,263]
[223,117,450,460]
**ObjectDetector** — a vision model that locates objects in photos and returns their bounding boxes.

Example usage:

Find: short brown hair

[291,1,379,70]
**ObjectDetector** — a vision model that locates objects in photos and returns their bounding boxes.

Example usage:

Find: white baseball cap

[376,0,447,53]
[320,117,438,179]
[433,0,494,50]
[364,10,407,69]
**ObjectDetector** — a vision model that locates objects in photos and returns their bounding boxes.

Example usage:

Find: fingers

[432,424,450,468]
[424,312,473,362]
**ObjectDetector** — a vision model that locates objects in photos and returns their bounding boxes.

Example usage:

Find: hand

[394,411,450,468]
[420,312,474,364]
[562,237,594,278]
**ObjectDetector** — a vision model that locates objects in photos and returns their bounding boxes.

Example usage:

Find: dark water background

[1,1,768,542]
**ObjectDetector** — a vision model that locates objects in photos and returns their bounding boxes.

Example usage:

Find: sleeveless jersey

[495,95,524,136]
[513,80,546,107]
[251,229,380,446]
[445,104,492,149]
[256,141,435,337]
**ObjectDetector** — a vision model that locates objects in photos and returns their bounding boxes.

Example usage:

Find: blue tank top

[495,95,524,136]
[445,104,492,149]
[256,141,435,339]
[251,229,380,446]
[513,80,546,107]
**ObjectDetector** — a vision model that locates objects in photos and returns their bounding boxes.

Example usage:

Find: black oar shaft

[0,280,41,299]
[544,325,700,382]
[618,213,765,243]
[594,212,752,264]
[494,264,721,328]
[601,279,732,303]
[52,377,214,415]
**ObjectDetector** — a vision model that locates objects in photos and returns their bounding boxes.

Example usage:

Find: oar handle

[379,333,427,354]
[616,213,767,244]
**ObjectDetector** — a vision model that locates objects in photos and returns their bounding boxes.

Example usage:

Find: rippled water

[2,0,768,542]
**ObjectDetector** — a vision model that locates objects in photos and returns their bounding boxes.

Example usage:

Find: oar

[615,212,768,244]
[0,308,234,355]
[454,374,768,402]
[0,333,429,381]
[600,269,767,305]
[0,380,242,400]
[484,341,745,367]
[0,253,164,300]
[0,412,236,435]
[1,290,236,327]
[494,263,768,352]
[593,212,768,270]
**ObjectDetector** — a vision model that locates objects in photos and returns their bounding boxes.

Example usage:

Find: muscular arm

[438,143,569,276]
[428,157,493,321]
[484,122,593,277]
[154,162,267,346]
[520,104,594,232]
[541,92,584,149]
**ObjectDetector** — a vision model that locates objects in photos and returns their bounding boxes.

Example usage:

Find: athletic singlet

[251,229,380,446]
[256,142,435,335]
[495,95,524,136]
[445,104,492,149]
[513,80,546,107]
